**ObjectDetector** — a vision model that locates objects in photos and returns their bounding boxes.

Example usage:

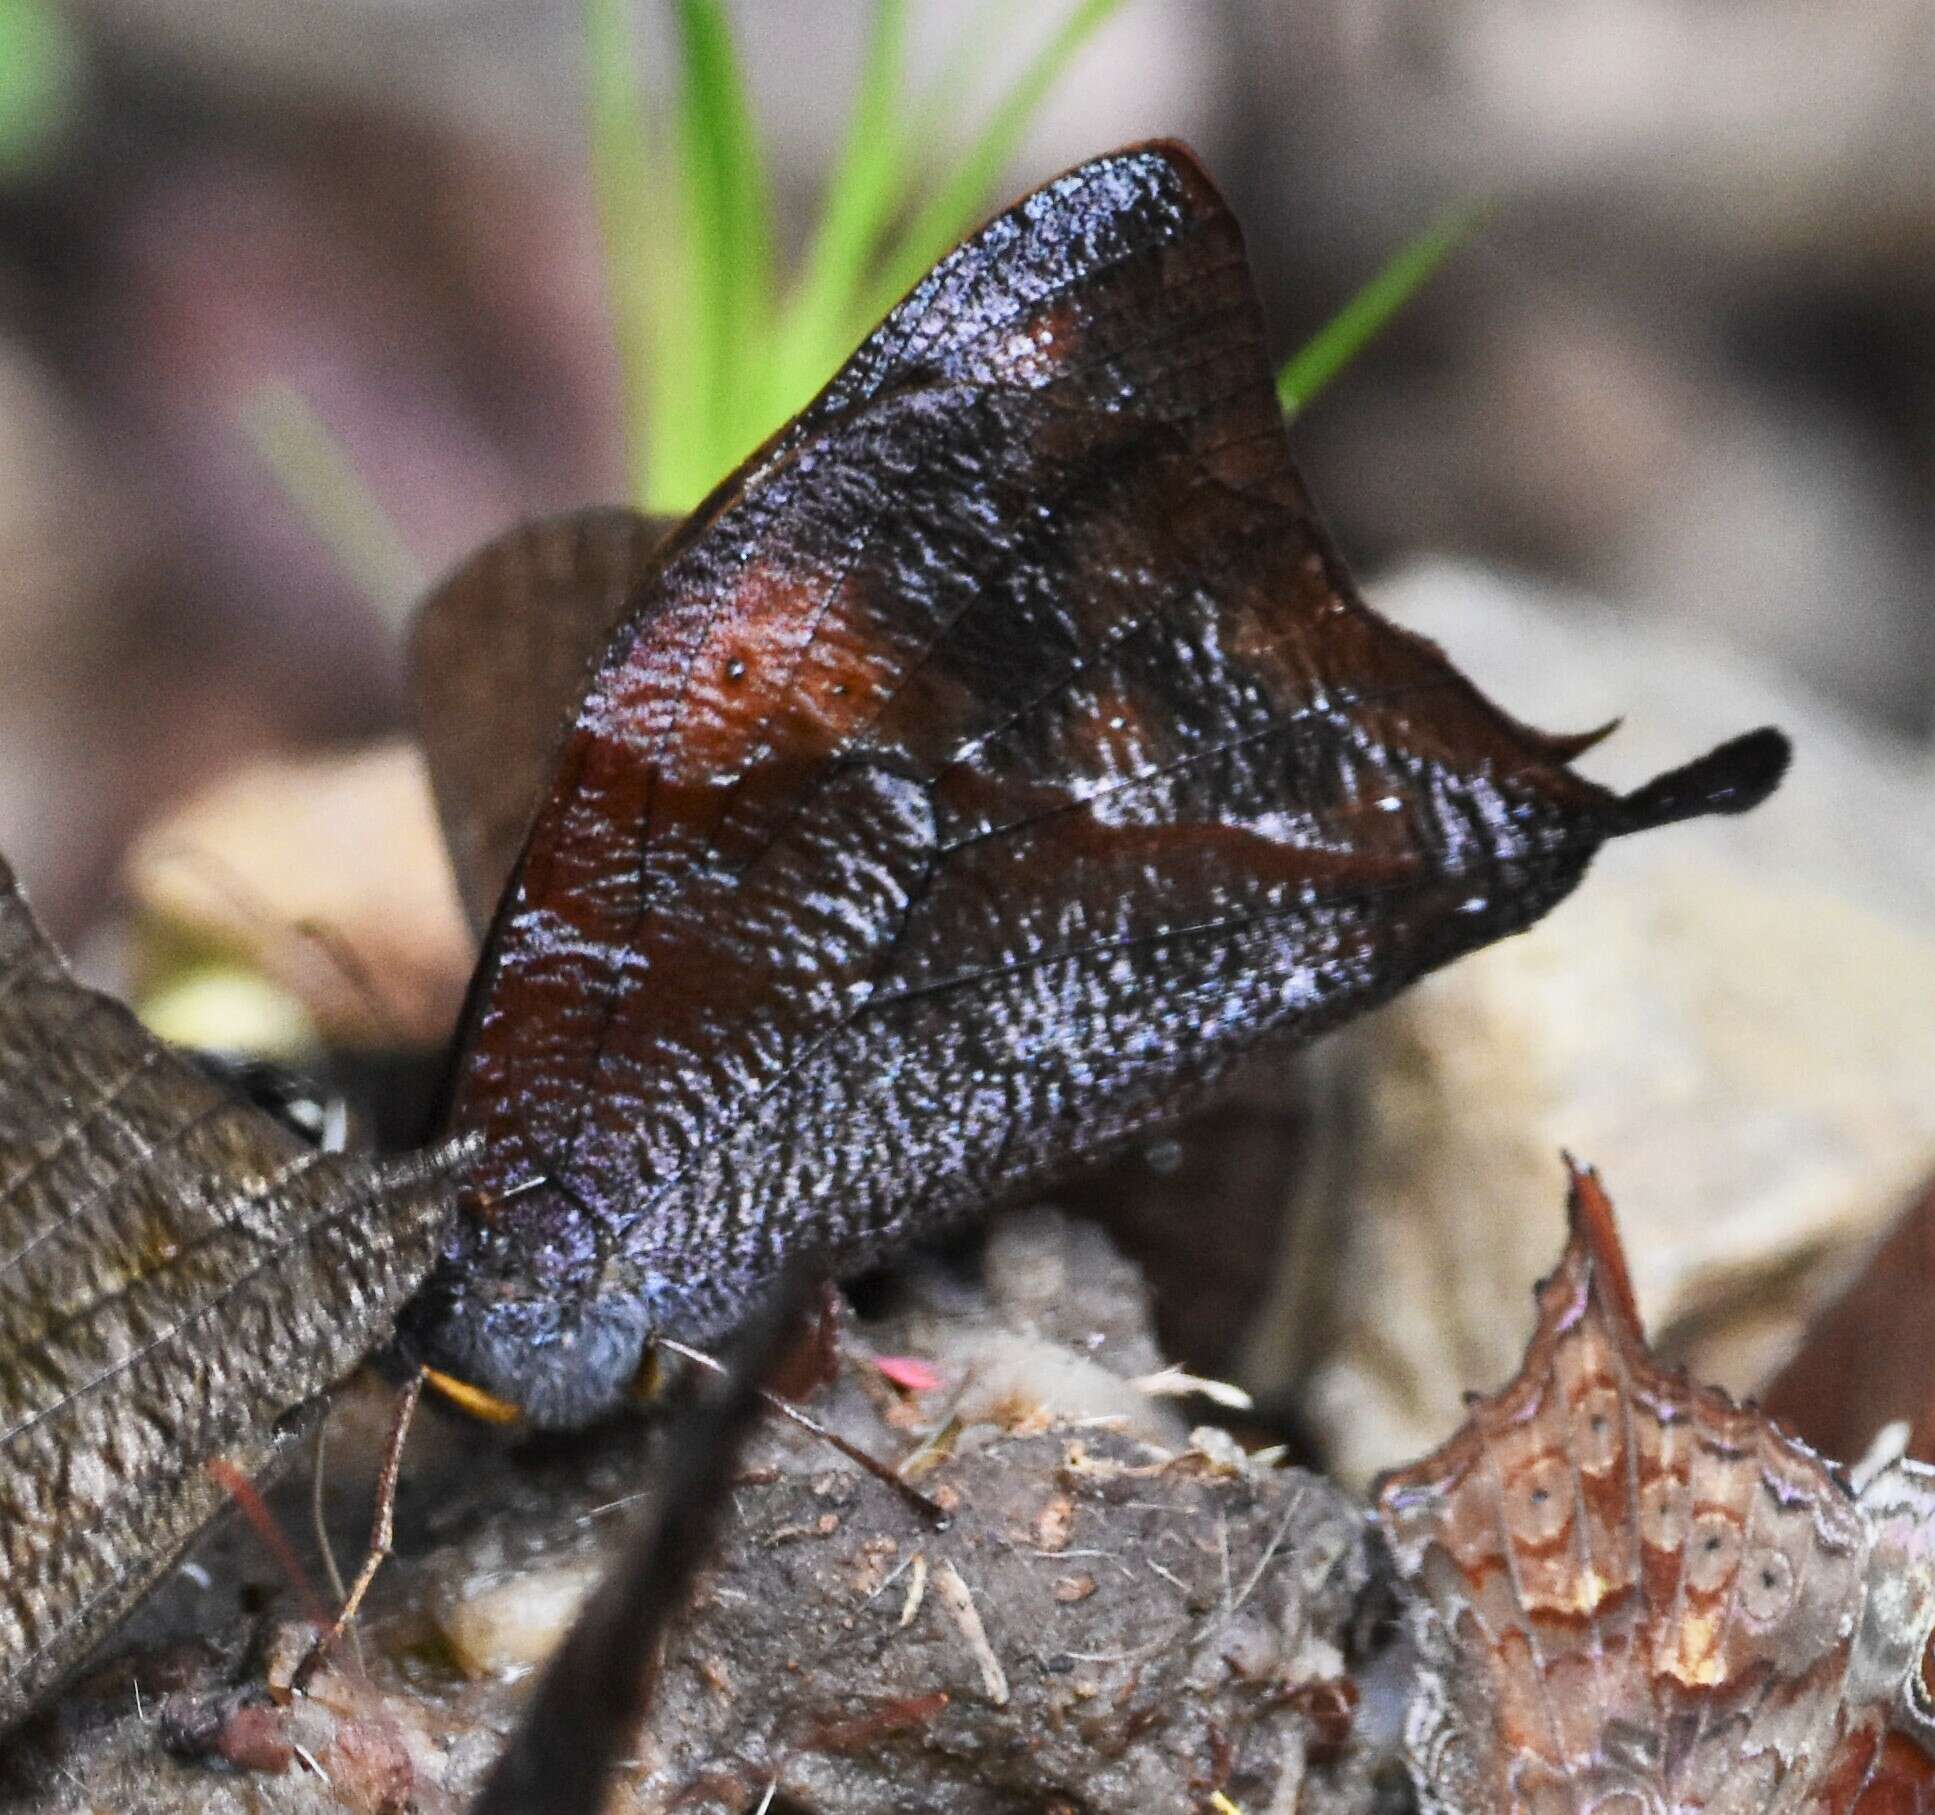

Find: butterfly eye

[1684,1510,1744,1592]
[1738,1546,1796,1624]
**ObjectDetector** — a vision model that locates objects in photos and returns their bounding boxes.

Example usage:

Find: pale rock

[1285,560,1935,1486]
[121,740,473,1049]
[432,1559,604,1682]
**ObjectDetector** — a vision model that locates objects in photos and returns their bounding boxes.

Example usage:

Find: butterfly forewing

[0,856,461,1732]
[409,140,1787,1427]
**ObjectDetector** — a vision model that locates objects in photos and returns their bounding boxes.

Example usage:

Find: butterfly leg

[291,1369,423,1692]
[653,1337,951,1529]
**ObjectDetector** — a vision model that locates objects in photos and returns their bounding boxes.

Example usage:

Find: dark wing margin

[417,140,1788,1425]
[410,508,672,933]
[0,853,463,1733]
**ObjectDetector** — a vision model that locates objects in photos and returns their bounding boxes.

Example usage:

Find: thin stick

[292,1371,422,1692]
[654,1338,949,1528]
[308,1413,363,1674]
[207,1458,328,1628]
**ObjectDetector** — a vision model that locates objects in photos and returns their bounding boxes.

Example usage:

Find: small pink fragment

[876,1356,943,1394]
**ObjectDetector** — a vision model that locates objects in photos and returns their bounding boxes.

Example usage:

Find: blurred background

[1,0,1928,942]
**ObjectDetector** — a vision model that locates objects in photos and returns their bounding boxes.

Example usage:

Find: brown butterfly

[399,140,1787,1429]
[1376,1162,1935,1812]
[0,856,463,1735]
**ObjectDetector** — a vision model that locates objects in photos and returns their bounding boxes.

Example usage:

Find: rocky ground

[0,1216,1389,1814]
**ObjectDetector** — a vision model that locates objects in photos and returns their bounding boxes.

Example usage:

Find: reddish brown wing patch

[405,141,1786,1429]
[1377,1163,1935,1813]
[1846,1735,1935,1811]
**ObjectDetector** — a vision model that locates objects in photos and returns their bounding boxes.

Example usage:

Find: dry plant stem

[653,1337,950,1527]
[307,1414,363,1675]
[291,1371,422,1694]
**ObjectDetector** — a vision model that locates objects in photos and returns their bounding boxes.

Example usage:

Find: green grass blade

[1276,199,1489,421]
[862,0,1128,325]
[0,0,81,174]
[584,0,668,509]
[766,0,909,416]
[238,381,423,622]
[673,0,776,491]
[788,0,910,323]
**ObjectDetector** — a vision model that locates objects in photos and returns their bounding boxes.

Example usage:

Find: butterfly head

[401,1202,666,1429]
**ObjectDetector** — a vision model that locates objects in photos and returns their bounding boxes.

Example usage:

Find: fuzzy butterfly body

[402,142,1786,1428]
[1377,1167,1935,1813]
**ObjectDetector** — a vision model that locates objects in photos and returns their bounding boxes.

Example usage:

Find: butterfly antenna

[308,1412,366,1675]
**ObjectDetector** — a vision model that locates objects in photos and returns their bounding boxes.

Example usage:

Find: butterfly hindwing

[1376,1166,1935,1813]
[411,506,673,932]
